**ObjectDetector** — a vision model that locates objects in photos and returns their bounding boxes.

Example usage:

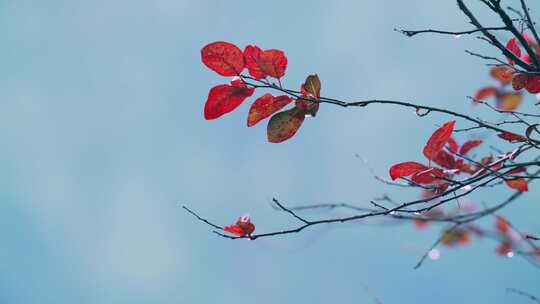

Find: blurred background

[0,0,539,303]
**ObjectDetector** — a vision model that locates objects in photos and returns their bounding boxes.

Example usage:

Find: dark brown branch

[489,0,540,68]
[272,198,310,224]
[526,235,540,241]
[182,205,223,230]
[241,76,540,145]
[457,0,533,71]
[520,0,540,46]
[395,26,507,37]
[507,288,540,304]
[185,150,540,240]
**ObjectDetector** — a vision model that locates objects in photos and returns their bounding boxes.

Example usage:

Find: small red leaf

[507,166,527,176]
[473,87,497,101]
[303,74,321,99]
[244,45,288,79]
[243,45,265,79]
[201,41,245,76]
[223,215,255,237]
[204,83,254,120]
[505,178,528,192]
[496,92,523,111]
[423,120,456,160]
[441,228,470,247]
[459,140,483,155]
[267,108,305,143]
[295,98,320,117]
[495,216,510,234]
[388,162,429,180]
[295,75,322,117]
[259,49,287,78]
[497,131,527,143]
[247,94,292,127]
[521,53,532,64]
[432,150,456,169]
[506,37,522,65]
[525,76,540,93]
[512,73,529,90]
[496,242,513,256]
[447,137,459,154]
[413,219,429,229]
[223,225,245,236]
[490,65,513,83]
[411,168,446,184]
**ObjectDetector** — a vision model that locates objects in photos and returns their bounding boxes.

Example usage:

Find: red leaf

[302,74,321,99]
[423,120,456,160]
[267,108,305,143]
[490,65,513,83]
[224,215,255,237]
[496,92,523,111]
[505,178,528,192]
[523,32,536,45]
[496,242,513,256]
[295,98,320,117]
[459,140,483,155]
[435,182,450,194]
[506,38,522,65]
[413,219,429,229]
[506,166,527,176]
[243,45,265,79]
[495,216,510,234]
[388,161,429,180]
[525,76,540,93]
[223,225,245,236]
[247,94,292,127]
[244,45,288,79]
[512,73,529,90]
[294,74,322,117]
[447,137,459,154]
[432,150,455,169]
[204,83,254,120]
[441,228,470,247]
[521,53,532,64]
[201,41,245,76]
[411,168,446,184]
[259,49,287,78]
[473,86,497,101]
[497,131,527,143]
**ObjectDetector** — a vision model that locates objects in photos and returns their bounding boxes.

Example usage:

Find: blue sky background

[0,0,539,303]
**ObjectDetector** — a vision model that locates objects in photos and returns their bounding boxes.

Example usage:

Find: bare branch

[507,288,540,304]
[395,26,507,37]
[272,198,310,224]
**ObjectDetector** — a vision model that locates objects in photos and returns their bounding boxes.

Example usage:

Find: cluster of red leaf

[494,216,514,256]
[389,120,486,193]
[505,34,540,93]
[390,120,529,193]
[497,131,527,143]
[223,214,255,237]
[504,166,529,192]
[201,41,321,143]
[491,216,539,259]
[473,65,523,110]
[473,34,540,109]
[418,213,539,260]
[441,227,473,247]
